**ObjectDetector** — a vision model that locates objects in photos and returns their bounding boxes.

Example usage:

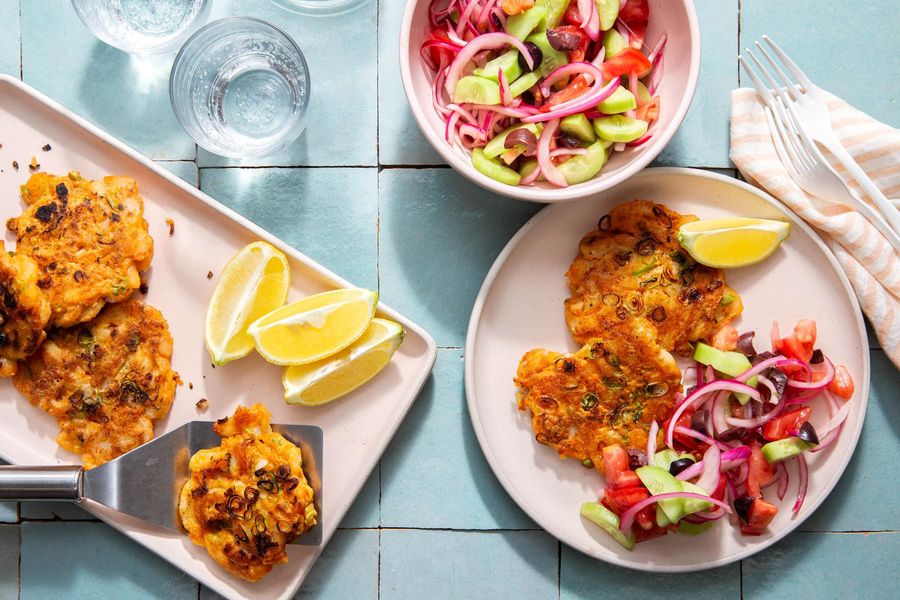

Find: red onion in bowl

[444,33,534,97]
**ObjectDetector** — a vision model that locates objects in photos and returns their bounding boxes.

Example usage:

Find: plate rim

[464,166,871,572]
[0,73,438,599]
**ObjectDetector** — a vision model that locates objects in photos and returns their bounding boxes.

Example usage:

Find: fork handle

[819,137,900,234]
[0,466,84,501]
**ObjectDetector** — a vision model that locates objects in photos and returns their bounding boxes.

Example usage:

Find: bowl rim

[399,0,702,203]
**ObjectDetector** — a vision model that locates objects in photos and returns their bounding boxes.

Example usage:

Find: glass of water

[169,18,311,158]
[71,0,210,54]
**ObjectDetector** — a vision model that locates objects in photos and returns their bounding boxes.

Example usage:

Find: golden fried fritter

[515,318,682,465]
[8,172,154,327]
[179,404,317,583]
[0,246,51,377]
[565,200,743,355]
[13,301,178,468]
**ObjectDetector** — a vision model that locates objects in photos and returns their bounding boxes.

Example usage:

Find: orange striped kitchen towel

[730,88,899,368]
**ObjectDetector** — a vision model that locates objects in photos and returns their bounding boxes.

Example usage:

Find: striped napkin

[730,88,900,368]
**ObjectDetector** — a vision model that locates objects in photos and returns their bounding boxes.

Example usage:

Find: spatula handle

[0,465,83,501]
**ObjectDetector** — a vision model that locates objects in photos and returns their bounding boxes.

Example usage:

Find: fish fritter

[515,318,682,465]
[13,301,178,468]
[179,404,318,583]
[8,171,154,327]
[0,247,51,377]
[565,200,743,355]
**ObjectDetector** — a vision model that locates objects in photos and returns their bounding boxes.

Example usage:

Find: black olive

[558,133,582,148]
[796,422,819,445]
[736,331,757,356]
[627,449,647,470]
[546,28,581,51]
[733,495,754,524]
[690,409,709,435]
[668,457,695,477]
[809,349,824,364]
[717,427,747,442]
[518,42,543,73]
[505,128,538,155]
[490,12,502,30]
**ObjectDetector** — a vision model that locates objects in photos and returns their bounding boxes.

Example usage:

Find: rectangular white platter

[0,74,437,600]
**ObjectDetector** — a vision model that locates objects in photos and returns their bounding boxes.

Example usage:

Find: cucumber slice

[680,481,713,516]
[473,50,523,83]
[519,158,539,180]
[602,28,628,58]
[537,0,569,29]
[652,449,680,470]
[560,114,596,142]
[452,76,501,105]
[580,502,636,550]
[472,147,522,186]
[693,342,757,404]
[761,438,815,464]
[596,0,619,31]
[483,123,541,158]
[526,31,568,77]
[679,521,713,536]
[592,114,649,143]
[636,465,684,524]
[509,71,541,98]
[597,87,637,114]
[505,4,547,40]
[635,80,652,104]
[557,140,608,185]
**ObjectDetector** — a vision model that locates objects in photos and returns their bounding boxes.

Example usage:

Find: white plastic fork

[746,36,900,235]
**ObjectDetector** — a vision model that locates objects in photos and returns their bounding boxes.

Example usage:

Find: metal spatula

[0,421,323,545]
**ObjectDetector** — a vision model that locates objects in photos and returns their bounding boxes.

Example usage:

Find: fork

[742,36,900,235]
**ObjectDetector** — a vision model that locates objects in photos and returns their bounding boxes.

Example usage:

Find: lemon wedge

[677,218,790,268]
[205,241,290,365]
[248,288,378,365]
[282,318,404,406]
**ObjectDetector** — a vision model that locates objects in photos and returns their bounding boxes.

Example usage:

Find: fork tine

[765,107,803,182]
[754,41,800,103]
[738,54,778,111]
[761,35,816,92]
[771,96,815,169]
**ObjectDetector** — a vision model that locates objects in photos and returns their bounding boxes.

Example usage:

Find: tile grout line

[736,0,743,86]
[556,540,561,600]
[739,559,743,599]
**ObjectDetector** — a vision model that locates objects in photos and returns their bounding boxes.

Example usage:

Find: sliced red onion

[732,461,749,486]
[445,111,461,142]
[787,357,835,391]
[665,380,759,449]
[519,163,542,185]
[793,454,808,513]
[536,118,567,187]
[647,52,664,96]
[447,102,479,124]
[674,426,732,452]
[646,420,659,461]
[620,492,732,532]
[476,0,496,29]
[712,391,730,436]
[819,390,851,438]
[445,33,534,97]
[432,63,452,117]
[498,68,511,106]
[646,33,668,63]
[757,373,780,404]
[466,104,535,118]
[724,399,786,430]
[626,133,653,147]
[549,148,589,158]
[591,46,606,69]
[420,40,462,71]
[695,445,721,494]
[540,61,603,97]
[775,461,789,501]
[580,0,600,41]
[523,77,620,123]
[615,20,632,46]
[455,0,481,37]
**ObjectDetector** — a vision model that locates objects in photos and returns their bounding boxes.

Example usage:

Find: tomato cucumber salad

[422,0,664,188]
[581,319,856,549]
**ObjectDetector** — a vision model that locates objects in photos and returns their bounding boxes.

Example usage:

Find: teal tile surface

[743,532,900,599]
[20,501,92,521]
[198,0,378,167]
[561,545,739,600]
[20,2,195,160]
[380,530,557,600]
[200,167,378,290]
[800,349,900,532]
[655,0,738,168]
[0,461,15,523]
[0,525,18,600]
[377,0,443,166]
[378,168,540,347]
[381,350,533,529]
[20,522,197,599]
[340,467,380,528]
[0,0,18,77]
[740,0,900,126]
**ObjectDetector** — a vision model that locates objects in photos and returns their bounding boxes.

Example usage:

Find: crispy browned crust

[8,172,154,327]
[179,404,317,583]
[13,301,178,468]
[565,199,743,356]
[0,247,51,376]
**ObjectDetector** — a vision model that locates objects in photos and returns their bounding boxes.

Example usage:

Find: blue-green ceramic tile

[743,532,900,599]
[378,0,443,166]
[381,350,533,529]
[339,467,379,529]
[0,460,15,522]
[0,0,19,77]
[561,545,739,600]
[380,530,557,600]
[20,501,93,521]
[157,160,198,187]
[800,349,900,532]
[200,167,378,290]
[378,168,539,347]
[741,0,900,126]
[0,525,18,600]
[197,0,377,167]
[21,522,197,599]
[20,2,195,160]
[655,0,738,167]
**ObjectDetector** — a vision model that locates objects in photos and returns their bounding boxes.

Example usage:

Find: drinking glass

[169,18,311,158]
[71,0,210,54]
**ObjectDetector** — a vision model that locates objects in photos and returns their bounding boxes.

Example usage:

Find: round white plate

[465,168,870,571]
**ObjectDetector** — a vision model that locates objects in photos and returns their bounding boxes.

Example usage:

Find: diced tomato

[603,487,651,516]
[773,320,816,364]
[600,47,652,80]
[601,444,630,484]
[709,323,738,352]
[763,406,813,441]
[739,498,778,536]
[563,26,591,63]
[711,476,727,502]
[542,74,590,110]
[425,31,452,65]
[635,506,656,530]
[616,0,649,49]
[610,469,642,490]
[662,410,701,452]
[634,524,668,543]
[746,440,777,497]
[794,319,816,346]
[501,0,535,16]
[563,1,582,26]
[828,364,855,399]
